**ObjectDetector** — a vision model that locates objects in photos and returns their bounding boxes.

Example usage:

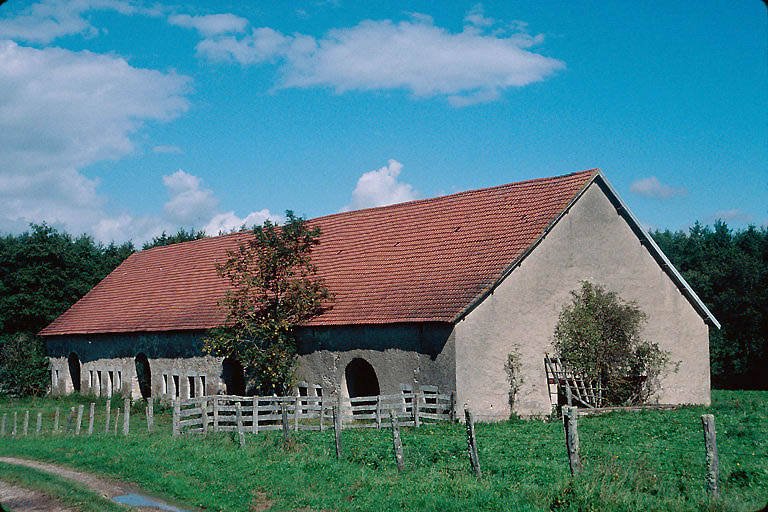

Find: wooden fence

[173,391,456,436]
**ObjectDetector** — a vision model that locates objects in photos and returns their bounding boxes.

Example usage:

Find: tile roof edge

[451,169,600,324]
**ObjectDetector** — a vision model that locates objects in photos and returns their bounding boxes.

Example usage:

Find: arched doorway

[134,353,152,398]
[67,353,81,392]
[222,357,245,395]
[345,358,380,398]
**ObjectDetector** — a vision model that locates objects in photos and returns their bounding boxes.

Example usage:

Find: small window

[199,376,206,396]
[116,370,122,390]
[89,370,94,388]
[97,371,102,395]
[108,371,114,396]
[188,376,195,398]
[53,369,59,386]
[314,385,323,398]
[162,374,168,395]
[298,384,308,397]
[173,375,180,398]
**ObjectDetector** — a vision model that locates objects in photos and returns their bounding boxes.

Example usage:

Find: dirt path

[0,479,74,512]
[0,457,193,511]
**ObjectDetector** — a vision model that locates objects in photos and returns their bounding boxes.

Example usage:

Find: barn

[39,169,719,419]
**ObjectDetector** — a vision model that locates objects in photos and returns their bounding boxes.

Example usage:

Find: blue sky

[0,0,765,243]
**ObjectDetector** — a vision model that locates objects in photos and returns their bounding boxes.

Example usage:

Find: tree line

[0,219,765,395]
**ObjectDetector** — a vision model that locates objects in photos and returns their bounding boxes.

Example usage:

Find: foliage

[0,390,765,511]
[142,228,206,250]
[0,332,50,396]
[503,347,523,411]
[652,221,768,390]
[203,211,332,395]
[552,281,670,405]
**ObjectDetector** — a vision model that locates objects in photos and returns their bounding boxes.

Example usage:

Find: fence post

[449,392,456,422]
[235,402,245,448]
[12,411,17,436]
[413,393,421,428]
[375,395,382,429]
[332,401,342,459]
[701,414,719,498]
[294,395,300,432]
[146,398,154,432]
[1,413,5,435]
[36,412,42,436]
[252,397,258,434]
[319,398,324,432]
[200,398,207,435]
[75,405,83,435]
[212,397,219,432]
[65,408,74,434]
[53,408,60,433]
[23,411,29,436]
[465,409,482,478]
[104,400,111,434]
[114,409,120,435]
[172,399,180,437]
[563,406,582,476]
[122,398,130,435]
[389,409,405,473]
[87,403,95,436]
[281,402,290,449]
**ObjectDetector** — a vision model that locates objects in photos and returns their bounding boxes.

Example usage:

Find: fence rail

[173,391,456,436]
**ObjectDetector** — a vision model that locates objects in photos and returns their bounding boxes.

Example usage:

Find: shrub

[552,281,670,405]
[0,332,50,397]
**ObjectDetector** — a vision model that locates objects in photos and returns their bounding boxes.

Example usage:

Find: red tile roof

[39,170,597,335]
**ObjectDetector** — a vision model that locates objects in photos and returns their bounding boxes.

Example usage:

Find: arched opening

[134,353,152,398]
[222,357,245,395]
[345,358,380,399]
[67,352,81,393]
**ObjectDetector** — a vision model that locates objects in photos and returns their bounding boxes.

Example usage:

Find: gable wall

[453,181,710,419]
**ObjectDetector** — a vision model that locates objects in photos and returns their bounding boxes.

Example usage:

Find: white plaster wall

[454,181,711,420]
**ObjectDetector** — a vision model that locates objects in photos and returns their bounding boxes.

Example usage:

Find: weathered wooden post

[413,393,421,428]
[235,402,245,448]
[53,408,60,433]
[318,397,324,432]
[104,399,111,434]
[375,395,382,429]
[701,414,719,498]
[172,399,180,437]
[87,403,95,436]
[23,410,29,436]
[465,409,481,478]
[123,398,130,435]
[146,398,154,433]
[252,397,259,434]
[1,413,6,435]
[563,406,582,476]
[113,409,120,435]
[35,412,42,436]
[294,395,300,432]
[12,411,18,436]
[449,392,456,422]
[75,405,83,435]
[212,397,219,432]
[389,409,405,473]
[281,401,290,449]
[200,399,207,435]
[65,407,74,434]
[332,400,342,459]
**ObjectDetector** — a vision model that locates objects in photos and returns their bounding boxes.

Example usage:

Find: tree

[142,228,206,250]
[203,211,332,395]
[552,281,670,405]
[0,333,49,396]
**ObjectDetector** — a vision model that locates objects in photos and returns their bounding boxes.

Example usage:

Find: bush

[0,332,50,397]
[552,281,670,405]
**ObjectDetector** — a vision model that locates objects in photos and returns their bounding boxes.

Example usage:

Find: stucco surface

[454,181,711,419]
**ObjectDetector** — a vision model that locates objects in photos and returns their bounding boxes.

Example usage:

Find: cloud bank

[629,176,688,199]
[342,160,418,211]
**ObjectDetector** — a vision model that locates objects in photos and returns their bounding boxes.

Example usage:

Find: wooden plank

[236,402,245,448]
[179,417,204,428]
[179,407,203,418]
[252,397,258,434]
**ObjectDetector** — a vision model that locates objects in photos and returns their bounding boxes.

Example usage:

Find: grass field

[0,390,765,512]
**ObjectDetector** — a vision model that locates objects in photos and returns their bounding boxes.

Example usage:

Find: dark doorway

[67,353,81,392]
[345,358,380,398]
[222,357,245,395]
[134,353,152,398]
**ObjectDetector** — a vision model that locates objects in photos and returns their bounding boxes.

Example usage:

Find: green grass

[0,390,765,512]
[0,461,126,512]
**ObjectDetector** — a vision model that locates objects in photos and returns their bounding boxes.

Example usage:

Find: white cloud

[709,209,755,225]
[342,160,418,211]
[0,41,190,241]
[195,12,563,106]
[204,210,284,235]
[162,170,219,225]
[168,13,248,37]
[0,0,163,44]
[153,145,183,154]
[629,176,688,199]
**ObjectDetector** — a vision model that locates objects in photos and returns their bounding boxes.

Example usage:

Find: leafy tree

[142,228,207,250]
[0,333,49,396]
[203,211,332,395]
[552,281,670,405]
